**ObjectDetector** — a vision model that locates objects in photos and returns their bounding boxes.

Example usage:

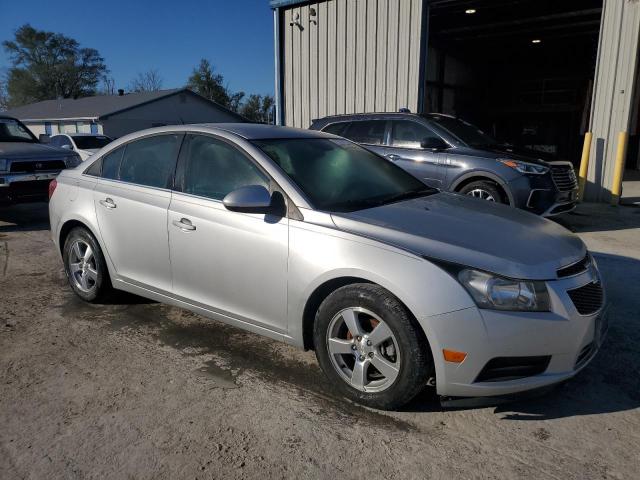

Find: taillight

[48,179,58,200]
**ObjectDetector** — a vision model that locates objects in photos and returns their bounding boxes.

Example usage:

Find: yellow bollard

[578,132,592,201]
[610,131,628,205]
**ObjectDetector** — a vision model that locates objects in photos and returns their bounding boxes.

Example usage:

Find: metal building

[271,0,640,202]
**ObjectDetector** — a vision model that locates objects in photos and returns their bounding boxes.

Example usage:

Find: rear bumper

[0,172,59,204]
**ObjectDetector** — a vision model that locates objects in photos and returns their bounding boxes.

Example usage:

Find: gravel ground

[1,203,639,480]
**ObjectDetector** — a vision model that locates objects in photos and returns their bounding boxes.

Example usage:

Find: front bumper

[508,170,578,216]
[423,267,607,398]
[0,172,60,204]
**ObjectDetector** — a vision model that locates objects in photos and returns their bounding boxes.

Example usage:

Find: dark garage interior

[426,0,604,166]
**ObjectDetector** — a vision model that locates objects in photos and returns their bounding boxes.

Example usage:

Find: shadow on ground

[0,203,50,232]
[553,203,640,233]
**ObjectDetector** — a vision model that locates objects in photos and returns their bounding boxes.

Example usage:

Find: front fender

[287,220,475,348]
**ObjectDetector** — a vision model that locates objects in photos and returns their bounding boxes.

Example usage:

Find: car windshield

[0,118,37,143]
[72,135,112,149]
[253,138,436,212]
[426,115,498,147]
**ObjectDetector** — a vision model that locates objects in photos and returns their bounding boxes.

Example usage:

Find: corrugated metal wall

[587,0,640,201]
[281,0,424,128]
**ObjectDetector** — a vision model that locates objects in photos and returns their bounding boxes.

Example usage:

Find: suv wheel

[458,180,505,204]
[63,227,112,302]
[313,283,432,410]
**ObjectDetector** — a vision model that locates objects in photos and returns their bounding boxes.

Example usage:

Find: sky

[0,0,275,96]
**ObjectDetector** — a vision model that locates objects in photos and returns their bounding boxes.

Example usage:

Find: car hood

[0,142,70,159]
[330,193,585,280]
[459,144,565,166]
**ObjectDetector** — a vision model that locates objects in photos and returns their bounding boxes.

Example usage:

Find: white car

[48,124,607,410]
[49,133,113,161]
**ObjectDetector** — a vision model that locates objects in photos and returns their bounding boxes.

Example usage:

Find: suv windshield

[426,115,497,148]
[72,135,112,149]
[254,138,436,212]
[0,118,37,143]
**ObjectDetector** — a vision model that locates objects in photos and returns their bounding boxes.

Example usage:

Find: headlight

[498,158,548,175]
[64,155,82,168]
[458,269,550,311]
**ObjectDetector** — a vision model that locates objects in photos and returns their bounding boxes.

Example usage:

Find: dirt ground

[1,202,639,480]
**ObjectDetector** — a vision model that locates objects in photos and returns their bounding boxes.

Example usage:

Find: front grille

[575,342,595,369]
[550,165,578,192]
[557,253,590,278]
[567,282,603,315]
[10,160,66,173]
[475,356,551,382]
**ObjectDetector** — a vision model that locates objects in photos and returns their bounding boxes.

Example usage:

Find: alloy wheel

[467,188,496,201]
[68,240,98,293]
[326,307,401,392]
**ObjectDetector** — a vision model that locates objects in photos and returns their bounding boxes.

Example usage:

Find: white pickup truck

[0,115,81,204]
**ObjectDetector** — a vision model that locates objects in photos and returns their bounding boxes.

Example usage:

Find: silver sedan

[49,124,607,409]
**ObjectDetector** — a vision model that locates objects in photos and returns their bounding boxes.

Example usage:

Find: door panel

[92,133,182,292]
[94,180,172,291]
[168,193,288,331]
[387,120,447,188]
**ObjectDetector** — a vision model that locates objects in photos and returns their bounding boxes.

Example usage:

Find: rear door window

[118,134,182,188]
[342,120,386,145]
[100,147,125,180]
[323,122,350,136]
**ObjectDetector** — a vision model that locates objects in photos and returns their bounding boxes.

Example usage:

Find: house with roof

[3,88,245,139]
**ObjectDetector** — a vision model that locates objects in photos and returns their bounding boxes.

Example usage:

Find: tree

[239,94,275,123]
[0,71,9,111]
[2,24,107,107]
[186,59,243,110]
[100,75,116,95]
[128,69,163,92]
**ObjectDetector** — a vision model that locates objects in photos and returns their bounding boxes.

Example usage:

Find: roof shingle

[2,88,226,121]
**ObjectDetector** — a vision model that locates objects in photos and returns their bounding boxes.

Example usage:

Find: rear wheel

[458,180,506,204]
[313,283,432,410]
[63,227,112,302]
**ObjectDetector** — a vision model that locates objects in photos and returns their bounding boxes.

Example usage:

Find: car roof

[195,123,334,140]
[312,112,458,123]
[64,133,110,137]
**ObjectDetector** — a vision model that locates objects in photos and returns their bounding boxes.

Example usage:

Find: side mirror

[223,185,273,213]
[61,144,72,150]
[39,134,50,143]
[420,137,448,150]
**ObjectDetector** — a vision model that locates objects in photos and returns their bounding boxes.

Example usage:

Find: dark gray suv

[310,113,578,216]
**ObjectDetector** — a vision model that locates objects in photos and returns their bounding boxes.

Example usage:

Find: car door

[93,133,183,292]
[385,120,448,188]
[168,133,289,332]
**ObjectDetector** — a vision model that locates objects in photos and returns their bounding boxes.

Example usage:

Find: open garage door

[425,0,602,165]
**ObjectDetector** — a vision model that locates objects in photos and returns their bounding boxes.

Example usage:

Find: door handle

[386,154,400,161]
[99,198,116,209]
[172,218,196,231]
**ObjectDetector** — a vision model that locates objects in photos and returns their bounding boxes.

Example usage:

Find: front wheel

[313,283,432,410]
[458,180,506,204]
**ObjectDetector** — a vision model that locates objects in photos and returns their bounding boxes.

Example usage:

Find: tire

[313,283,432,410]
[62,227,112,303]
[458,180,506,204]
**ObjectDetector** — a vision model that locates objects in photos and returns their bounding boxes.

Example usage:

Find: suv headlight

[458,269,550,311]
[498,159,549,175]
[64,155,82,168]
[0,159,7,172]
